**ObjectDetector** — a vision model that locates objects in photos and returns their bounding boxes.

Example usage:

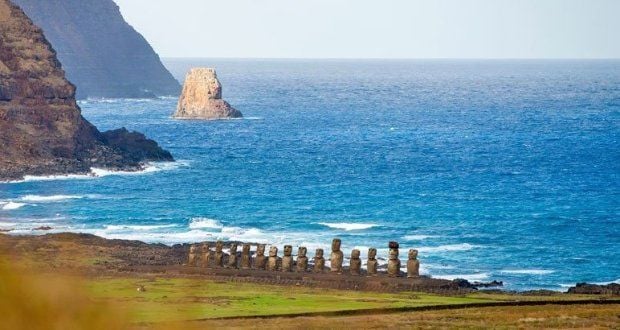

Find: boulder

[174,68,242,120]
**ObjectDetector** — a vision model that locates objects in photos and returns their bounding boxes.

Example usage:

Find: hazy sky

[113,0,619,59]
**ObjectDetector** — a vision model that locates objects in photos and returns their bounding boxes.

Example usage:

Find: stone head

[408,249,418,260]
[331,238,341,252]
[368,248,377,259]
[242,244,251,254]
[189,245,197,253]
[315,248,324,258]
[351,249,361,259]
[283,245,293,256]
[269,246,278,257]
[298,247,307,257]
[216,241,223,252]
[257,244,266,256]
[201,243,209,252]
[389,248,399,260]
[230,243,238,253]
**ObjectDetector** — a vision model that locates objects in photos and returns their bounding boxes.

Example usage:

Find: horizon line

[162,57,620,61]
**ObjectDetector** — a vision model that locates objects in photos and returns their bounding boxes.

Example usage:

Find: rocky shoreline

[0,0,174,181]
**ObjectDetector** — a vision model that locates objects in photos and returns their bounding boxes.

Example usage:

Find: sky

[113,0,619,59]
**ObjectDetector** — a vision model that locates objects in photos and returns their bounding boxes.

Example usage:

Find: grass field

[86,277,496,322]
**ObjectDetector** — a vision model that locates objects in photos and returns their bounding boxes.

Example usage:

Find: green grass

[86,277,496,322]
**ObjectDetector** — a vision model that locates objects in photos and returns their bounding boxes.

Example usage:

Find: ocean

[1,59,618,291]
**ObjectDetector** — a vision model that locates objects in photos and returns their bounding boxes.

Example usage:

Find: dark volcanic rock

[12,0,180,99]
[0,0,173,181]
[567,282,620,295]
[102,128,173,163]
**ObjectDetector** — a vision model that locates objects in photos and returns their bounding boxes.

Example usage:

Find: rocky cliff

[174,68,243,120]
[0,0,173,181]
[12,0,180,99]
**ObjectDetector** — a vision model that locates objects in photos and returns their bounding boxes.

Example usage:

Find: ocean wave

[417,243,479,253]
[402,234,437,241]
[500,269,555,275]
[592,278,620,285]
[432,273,490,281]
[4,161,190,184]
[1,202,26,210]
[558,278,620,288]
[104,224,178,232]
[317,222,378,231]
[19,195,87,202]
[189,217,224,230]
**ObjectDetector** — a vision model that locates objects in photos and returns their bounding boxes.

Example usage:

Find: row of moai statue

[188,239,420,277]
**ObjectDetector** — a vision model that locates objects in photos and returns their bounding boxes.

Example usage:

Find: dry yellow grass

[182,304,620,329]
[0,260,129,330]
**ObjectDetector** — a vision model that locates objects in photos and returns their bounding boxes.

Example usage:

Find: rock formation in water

[12,0,180,99]
[0,0,173,181]
[174,68,243,120]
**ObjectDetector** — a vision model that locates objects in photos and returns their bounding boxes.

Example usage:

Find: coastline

[1,232,618,327]
[1,232,617,296]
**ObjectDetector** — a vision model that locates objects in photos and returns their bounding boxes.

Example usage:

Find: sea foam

[189,217,224,230]
[1,202,26,210]
[3,161,190,184]
[19,195,86,202]
[317,222,378,231]
[432,273,490,281]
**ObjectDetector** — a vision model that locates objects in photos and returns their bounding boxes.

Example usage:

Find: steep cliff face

[174,68,243,120]
[0,0,173,181]
[12,0,180,99]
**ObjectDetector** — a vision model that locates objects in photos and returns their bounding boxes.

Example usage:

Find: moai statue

[407,249,420,278]
[330,238,344,274]
[227,243,238,269]
[281,245,293,272]
[214,241,224,267]
[188,244,198,267]
[253,244,267,270]
[387,241,401,277]
[366,248,378,276]
[313,248,325,273]
[240,244,251,269]
[267,246,279,271]
[296,247,308,272]
[200,243,211,268]
[350,249,362,276]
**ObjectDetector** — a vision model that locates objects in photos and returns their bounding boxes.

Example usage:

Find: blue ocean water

[1,59,619,291]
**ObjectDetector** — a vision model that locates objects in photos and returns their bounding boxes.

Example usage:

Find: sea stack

[174,68,242,120]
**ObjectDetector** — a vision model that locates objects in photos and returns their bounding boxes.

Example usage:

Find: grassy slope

[87,277,493,322]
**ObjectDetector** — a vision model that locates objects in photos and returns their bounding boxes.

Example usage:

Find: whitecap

[189,217,224,230]
[104,224,178,232]
[2,202,26,210]
[317,222,378,231]
[432,273,490,281]
[19,195,86,202]
[417,243,479,253]
[500,269,555,275]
